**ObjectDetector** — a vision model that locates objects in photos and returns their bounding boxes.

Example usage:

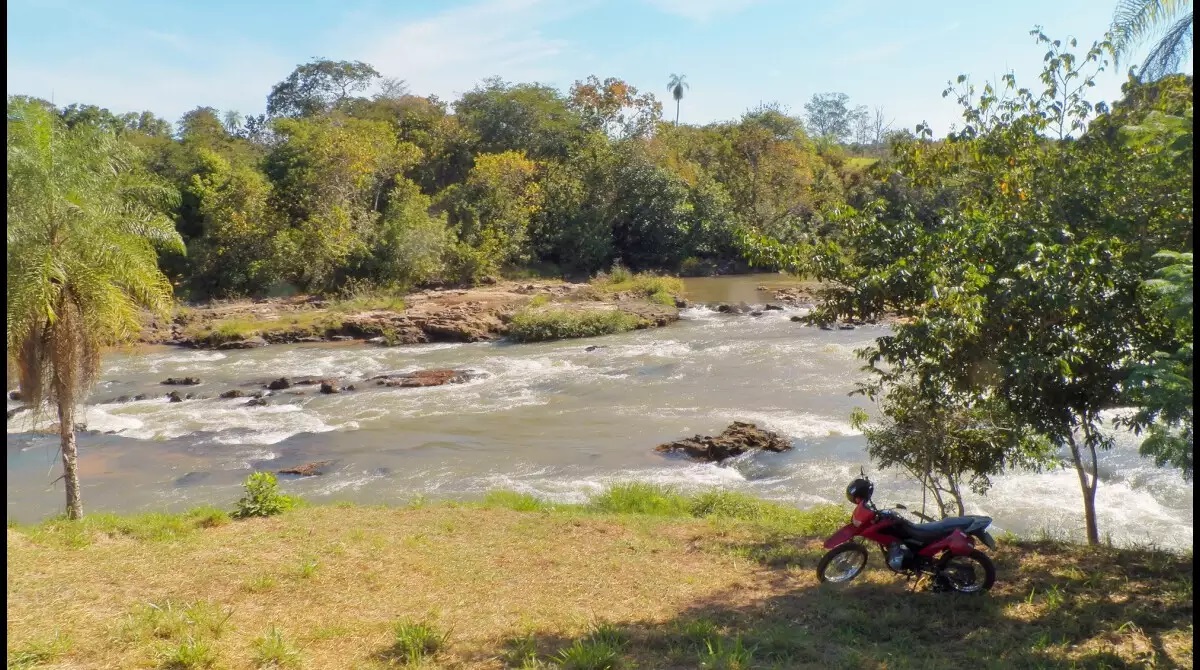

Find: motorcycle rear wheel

[937,550,996,593]
[817,543,869,584]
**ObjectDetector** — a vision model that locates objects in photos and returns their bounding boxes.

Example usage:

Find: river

[6,275,1193,549]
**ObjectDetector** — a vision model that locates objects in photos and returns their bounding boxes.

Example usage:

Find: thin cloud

[642,0,760,22]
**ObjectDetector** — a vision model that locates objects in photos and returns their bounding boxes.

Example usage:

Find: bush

[389,619,449,664]
[555,639,624,670]
[232,473,298,519]
[506,309,645,343]
[252,627,302,668]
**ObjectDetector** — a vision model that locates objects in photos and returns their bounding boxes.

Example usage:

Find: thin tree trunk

[1067,429,1100,545]
[57,400,83,520]
[675,100,680,126]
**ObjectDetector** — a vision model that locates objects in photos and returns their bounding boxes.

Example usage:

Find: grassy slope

[6,489,1193,670]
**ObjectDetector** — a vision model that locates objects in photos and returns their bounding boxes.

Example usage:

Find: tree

[1110,0,1193,80]
[755,32,1192,545]
[454,78,588,159]
[7,99,183,519]
[569,76,662,139]
[804,92,856,142]
[439,151,543,281]
[667,74,689,126]
[266,59,382,118]
[851,382,1055,518]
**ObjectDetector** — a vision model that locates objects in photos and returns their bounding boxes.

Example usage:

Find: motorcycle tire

[937,550,996,593]
[816,543,870,584]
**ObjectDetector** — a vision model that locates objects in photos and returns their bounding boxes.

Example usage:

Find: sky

[5,0,1184,135]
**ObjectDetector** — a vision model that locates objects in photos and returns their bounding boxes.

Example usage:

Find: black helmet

[846,478,874,504]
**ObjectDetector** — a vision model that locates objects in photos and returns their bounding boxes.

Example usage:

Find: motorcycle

[816,470,998,593]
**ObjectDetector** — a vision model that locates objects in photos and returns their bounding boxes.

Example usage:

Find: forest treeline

[9,64,900,300]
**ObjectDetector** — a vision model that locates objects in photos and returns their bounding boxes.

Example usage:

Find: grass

[183,311,346,346]
[6,486,1193,669]
[588,268,683,307]
[506,308,646,343]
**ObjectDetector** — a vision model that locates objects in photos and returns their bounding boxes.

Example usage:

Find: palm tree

[667,74,689,126]
[1110,0,1193,80]
[7,99,183,520]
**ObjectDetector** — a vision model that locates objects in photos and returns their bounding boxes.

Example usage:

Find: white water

[6,297,1192,549]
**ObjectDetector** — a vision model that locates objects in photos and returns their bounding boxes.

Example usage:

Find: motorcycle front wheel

[936,550,996,593]
[817,543,869,584]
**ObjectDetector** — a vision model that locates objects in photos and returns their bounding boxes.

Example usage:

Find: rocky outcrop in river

[655,421,792,462]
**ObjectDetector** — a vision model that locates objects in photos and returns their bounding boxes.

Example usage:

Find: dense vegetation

[6,17,1193,542]
[9,69,886,302]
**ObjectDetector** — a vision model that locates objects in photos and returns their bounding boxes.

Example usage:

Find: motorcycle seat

[900,515,992,542]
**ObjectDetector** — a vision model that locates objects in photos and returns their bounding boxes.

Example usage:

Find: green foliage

[388,619,449,665]
[506,309,645,343]
[158,637,217,669]
[6,632,72,670]
[587,483,692,516]
[698,636,755,670]
[481,490,555,512]
[554,638,624,670]
[850,382,1056,517]
[251,627,302,669]
[232,473,299,519]
[795,33,1193,544]
[267,58,381,118]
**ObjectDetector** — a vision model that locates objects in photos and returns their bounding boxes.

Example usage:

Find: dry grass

[7,494,1193,669]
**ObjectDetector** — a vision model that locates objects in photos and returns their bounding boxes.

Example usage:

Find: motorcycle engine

[887,542,916,571]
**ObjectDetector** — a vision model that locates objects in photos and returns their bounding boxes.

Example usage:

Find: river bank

[136,274,831,350]
[6,493,1192,669]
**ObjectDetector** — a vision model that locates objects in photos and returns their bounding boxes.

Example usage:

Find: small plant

[158,636,217,669]
[502,632,540,667]
[672,619,721,652]
[245,573,278,593]
[554,638,623,670]
[528,293,551,308]
[296,555,320,580]
[585,623,628,649]
[388,619,449,664]
[7,632,72,669]
[233,472,298,519]
[698,636,755,670]
[252,626,302,668]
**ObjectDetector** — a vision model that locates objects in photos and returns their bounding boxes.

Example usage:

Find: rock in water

[267,377,291,390]
[219,389,245,399]
[278,461,332,477]
[370,369,477,388]
[655,421,792,462]
[319,381,340,394]
[166,391,184,403]
[162,377,201,386]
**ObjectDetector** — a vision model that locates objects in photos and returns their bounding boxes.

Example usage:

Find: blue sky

[5,0,1180,135]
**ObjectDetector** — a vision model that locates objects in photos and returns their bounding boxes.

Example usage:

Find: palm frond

[1138,11,1194,79]
[1110,0,1191,64]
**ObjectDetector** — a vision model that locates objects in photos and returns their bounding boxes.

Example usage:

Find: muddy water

[6,275,1193,548]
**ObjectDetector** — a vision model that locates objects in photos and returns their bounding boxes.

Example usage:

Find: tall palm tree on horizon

[1110,0,1193,80]
[667,74,689,126]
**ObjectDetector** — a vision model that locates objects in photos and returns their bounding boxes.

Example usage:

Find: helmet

[846,478,874,504]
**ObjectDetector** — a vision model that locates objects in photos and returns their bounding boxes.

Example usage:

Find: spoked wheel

[936,550,996,593]
[817,543,870,584]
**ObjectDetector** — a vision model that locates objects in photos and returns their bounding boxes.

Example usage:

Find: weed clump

[232,473,299,519]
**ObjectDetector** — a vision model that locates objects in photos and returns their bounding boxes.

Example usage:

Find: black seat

[896,515,991,543]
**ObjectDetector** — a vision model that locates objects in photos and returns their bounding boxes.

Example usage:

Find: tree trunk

[57,400,83,520]
[1067,430,1100,545]
[675,100,680,126]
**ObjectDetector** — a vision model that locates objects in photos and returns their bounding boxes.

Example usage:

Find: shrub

[157,637,217,669]
[506,309,644,343]
[389,619,449,664]
[555,638,623,670]
[232,473,298,519]
[252,627,302,669]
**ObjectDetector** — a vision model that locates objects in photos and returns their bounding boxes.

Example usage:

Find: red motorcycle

[816,471,998,593]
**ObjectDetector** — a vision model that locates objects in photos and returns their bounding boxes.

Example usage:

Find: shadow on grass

[473,538,1193,670]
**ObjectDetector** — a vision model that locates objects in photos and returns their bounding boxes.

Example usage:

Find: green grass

[588,269,683,307]
[506,308,646,343]
[251,627,302,669]
[7,488,1193,669]
[185,311,345,345]
[22,506,229,548]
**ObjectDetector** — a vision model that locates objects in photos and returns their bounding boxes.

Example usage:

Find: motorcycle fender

[823,524,860,549]
[948,530,975,555]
